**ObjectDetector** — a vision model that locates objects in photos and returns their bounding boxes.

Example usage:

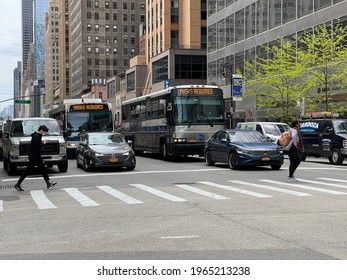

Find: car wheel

[58,161,68,173]
[205,150,215,166]
[126,165,135,171]
[271,164,281,170]
[7,159,17,175]
[76,157,82,168]
[228,153,238,170]
[329,148,344,165]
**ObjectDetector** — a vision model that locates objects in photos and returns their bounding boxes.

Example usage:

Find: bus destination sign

[70,104,108,111]
[178,88,215,95]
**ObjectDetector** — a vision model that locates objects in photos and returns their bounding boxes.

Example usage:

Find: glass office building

[207,0,347,122]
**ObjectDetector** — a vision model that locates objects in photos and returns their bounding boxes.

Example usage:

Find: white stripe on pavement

[318,178,347,184]
[298,178,347,190]
[62,188,99,207]
[230,180,311,197]
[175,184,229,200]
[97,186,143,204]
[0,200,3,212]
[130,184,186,202]
[198,181,272,198]
[30,190,57,209]
[260,180,347,195]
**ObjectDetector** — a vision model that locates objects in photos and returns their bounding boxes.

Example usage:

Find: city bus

[121,85,225,158]
[49,99,113,156]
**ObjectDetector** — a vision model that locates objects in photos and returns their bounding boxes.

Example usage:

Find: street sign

[15,99,31,104]
[232,74,243,101]
[164,80,170,89]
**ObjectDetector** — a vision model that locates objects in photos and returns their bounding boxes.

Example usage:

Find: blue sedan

[204,129,284,170]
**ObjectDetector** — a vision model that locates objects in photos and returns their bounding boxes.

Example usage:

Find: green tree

[244,22,347,121]
[296,22,347,114]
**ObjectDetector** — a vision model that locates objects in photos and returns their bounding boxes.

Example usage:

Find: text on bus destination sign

[70,104,108,111]
[179,88,215,95]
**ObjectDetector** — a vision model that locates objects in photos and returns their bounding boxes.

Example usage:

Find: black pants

[17,158,50,185]
[288,145,301,178]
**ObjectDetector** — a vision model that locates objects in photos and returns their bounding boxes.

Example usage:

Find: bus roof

[122,85,221,105]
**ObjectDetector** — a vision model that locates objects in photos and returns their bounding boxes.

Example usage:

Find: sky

[0,0,21,109]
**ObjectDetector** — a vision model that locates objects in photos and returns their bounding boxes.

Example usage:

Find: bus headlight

[173,138,187,143]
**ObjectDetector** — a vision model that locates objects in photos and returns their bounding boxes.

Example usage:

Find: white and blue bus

[49,99,113,156]
[121,85,225,158]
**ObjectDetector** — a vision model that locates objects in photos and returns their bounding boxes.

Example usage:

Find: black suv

[299,118,347,164]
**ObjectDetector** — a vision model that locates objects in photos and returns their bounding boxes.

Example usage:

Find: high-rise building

[207,0,347,123]
[69,0,146,98]
[13,62,22,118]
[22,0,34,73]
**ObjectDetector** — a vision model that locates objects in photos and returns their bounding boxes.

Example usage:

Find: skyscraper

[22,0,33,73]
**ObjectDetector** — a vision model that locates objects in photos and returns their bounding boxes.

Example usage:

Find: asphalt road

[1,155,347,260]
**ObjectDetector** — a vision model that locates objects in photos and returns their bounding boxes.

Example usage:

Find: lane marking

[175,184,229,200]
[161,235,199,239]
[299,178,347,190]
[318,178,347,184]
[0,200,3,212]
[130,184,186,202]
[198,181,272,198]
[260,180,347,195]
[97,185,143,204]
[230,180,311,196]
[30,190,57,209]
[62,188,99,207]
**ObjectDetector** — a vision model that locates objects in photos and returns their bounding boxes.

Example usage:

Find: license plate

[262,156,270,161]
[109,157,118,163]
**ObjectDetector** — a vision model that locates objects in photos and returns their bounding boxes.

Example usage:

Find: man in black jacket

[14,125,57,191]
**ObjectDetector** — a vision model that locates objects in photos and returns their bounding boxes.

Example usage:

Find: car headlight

[11,145,19,156]
[236,147,249,154]
[89,151,104,157]
[174,138,187,143]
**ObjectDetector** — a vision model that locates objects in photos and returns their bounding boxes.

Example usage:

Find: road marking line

[0,200,3,212]
[299,178,347,190]
[198,181,272,198]
[62,188,99,207]
[175,184,229,200]
[318,178,347,184]
[30,190,57,209]
[97,186,143,204]
[130,184,186,202]
[230,180,311,196]
[260,180,347,195]
[161,235,199,239]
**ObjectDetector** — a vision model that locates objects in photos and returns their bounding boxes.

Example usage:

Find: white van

[236,122,290,142]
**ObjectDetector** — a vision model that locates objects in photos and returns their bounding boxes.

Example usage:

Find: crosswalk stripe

[97,186,143,204]
[298,178,347,190]
[30,190,57,209]
[62,188,99,207]
[318,178,347,184]
[260,180,347,195]
[230,180,311,196]
[130,184,186,202]
[0,200,3,212]
[175,184,229,200]
[198,181,272,198]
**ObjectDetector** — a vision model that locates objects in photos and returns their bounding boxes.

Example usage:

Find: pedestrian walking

[14,125,57,191]
[285,120,303,182]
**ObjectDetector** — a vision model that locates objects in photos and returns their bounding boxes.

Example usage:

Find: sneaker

[14,183,24,191]
[288,177,298,182]
[47,181,57,190]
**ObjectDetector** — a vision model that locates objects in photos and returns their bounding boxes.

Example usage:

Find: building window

[95,12,99,20]
[123,2,127,10]
[153,56,168,83]
[113,2,117,9]
[87,35,92,43]
[95,24,99,31]
[95,47,99,54]
[95,36,100,43]
[87,47,92,53]
[127,71,135,91]
[95,1,99,8]
[171,0,179,23]
[175,55,207,80]
[171,30,179,47]
[105,1,110,9]
[105,47,110,55]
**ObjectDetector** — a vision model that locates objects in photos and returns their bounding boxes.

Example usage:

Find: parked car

[300,117,347,164]
[236,122,290,142]
[76,132,136,171]
[0,120,4,161]
[204,129,284,170]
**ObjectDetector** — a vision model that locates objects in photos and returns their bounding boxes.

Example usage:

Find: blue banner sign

[232,74,243,101]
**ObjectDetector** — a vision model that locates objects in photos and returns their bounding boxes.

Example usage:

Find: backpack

[278,130,291,147]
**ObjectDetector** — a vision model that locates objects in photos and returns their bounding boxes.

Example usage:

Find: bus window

[140,101,146,120]
[159,98,166,117]
[151,98,159,118]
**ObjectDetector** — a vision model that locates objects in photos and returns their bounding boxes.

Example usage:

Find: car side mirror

[220,138,229,144]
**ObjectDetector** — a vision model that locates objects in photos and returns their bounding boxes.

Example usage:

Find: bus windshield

[173,96,224,124]
[67,111,113,132]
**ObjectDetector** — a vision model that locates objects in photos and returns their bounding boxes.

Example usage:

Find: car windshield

[89,134,126,145]
[276,123,290,133]
[230,131,269,143]
[10,120,61,136]
[262,124,281,136]
[333,120,347,133]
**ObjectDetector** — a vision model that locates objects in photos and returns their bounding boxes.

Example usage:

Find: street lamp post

[222,62,233,128]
